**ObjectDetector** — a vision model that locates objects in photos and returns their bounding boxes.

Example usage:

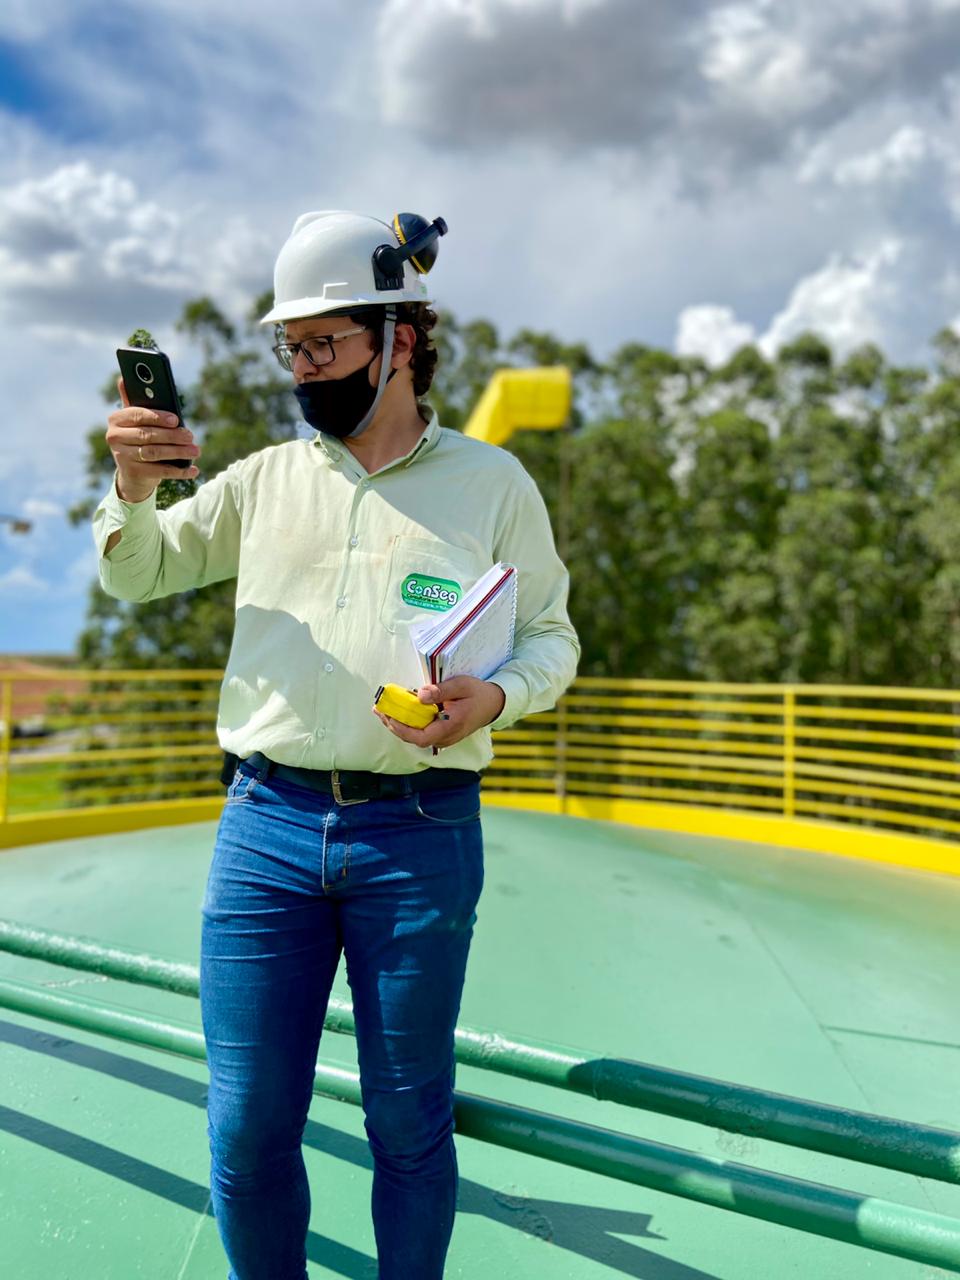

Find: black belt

[237,750,481,805]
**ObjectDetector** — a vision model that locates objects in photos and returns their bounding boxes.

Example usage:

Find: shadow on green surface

[0,1103,374,1277]
[0,1020,721,1279]
[823,1024,960,1051]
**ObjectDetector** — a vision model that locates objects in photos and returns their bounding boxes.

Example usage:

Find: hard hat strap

[346,306,397,438]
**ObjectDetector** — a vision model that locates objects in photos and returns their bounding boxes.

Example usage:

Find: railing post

[556,696,568,815]
[0,675,12,824]
[783,685,796,820]
[555,422,572,818]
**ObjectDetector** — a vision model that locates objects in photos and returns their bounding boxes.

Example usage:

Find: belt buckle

[331,769,368,806]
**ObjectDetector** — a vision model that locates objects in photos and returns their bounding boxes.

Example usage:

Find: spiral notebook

[409,562,518,687]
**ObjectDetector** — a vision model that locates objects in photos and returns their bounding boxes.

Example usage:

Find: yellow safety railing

[486,678,960,836]
[0,668,224,823]
[4,670,960,872]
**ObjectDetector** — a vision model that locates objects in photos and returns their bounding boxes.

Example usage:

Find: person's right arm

[93,377,243,602]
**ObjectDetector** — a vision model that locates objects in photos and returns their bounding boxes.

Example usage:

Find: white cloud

[759,240,902,356]
[0,565,50,596]
[675,241,908,362]
[376,0,960,183]
[0,161,274,334]
[832,125,930,186]
[675,305,756,365]
[702,7,835,118]
[21,499,64,520]
[0,162,189,330]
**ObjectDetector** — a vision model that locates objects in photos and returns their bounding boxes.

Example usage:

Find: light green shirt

[92,409,580,774]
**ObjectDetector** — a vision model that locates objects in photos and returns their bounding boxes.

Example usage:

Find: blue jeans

[199,757,484,1280]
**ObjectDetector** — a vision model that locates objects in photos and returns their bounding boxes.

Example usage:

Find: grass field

[5,762,221,816]
[6,764,66,816]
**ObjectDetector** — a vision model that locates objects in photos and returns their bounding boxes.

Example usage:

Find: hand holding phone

[106,347,201,503]
[115,347,192,469]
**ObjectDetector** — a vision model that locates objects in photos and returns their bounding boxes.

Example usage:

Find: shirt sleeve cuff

[95,474,158,559]
[486,670,529,732]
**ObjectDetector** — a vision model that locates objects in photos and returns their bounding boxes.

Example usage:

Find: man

[93,209,580,1279]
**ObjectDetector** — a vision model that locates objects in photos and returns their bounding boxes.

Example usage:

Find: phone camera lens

[134,361,154,385]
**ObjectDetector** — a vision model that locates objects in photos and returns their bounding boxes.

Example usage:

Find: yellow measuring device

[373,683,440,729]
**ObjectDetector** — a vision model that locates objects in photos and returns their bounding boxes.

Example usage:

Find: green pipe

[0,917,358,1021]
[0,919,200,996]
[3,918,960,1187]
[452,1030,960,1187]
[2,975,960,1275]
[0,975,207,1059]
[453,1094,960,1274]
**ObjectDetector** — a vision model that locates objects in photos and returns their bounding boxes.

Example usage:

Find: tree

[682,405,783,681]
[70,296,960,697]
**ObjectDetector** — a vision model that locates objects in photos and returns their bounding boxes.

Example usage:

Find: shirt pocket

[378,534,488,636]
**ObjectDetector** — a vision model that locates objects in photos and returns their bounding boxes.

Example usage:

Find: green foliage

[126,328,158,350]
[74,300,960,691]
[777,333,833,370]
[683,408,782,680]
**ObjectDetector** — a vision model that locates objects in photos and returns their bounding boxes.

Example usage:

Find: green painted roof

[2,807,960,1277]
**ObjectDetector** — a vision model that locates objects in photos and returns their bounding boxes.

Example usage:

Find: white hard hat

[260,210,446,325]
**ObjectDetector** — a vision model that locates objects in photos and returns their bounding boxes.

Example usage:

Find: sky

[2,0,960,654]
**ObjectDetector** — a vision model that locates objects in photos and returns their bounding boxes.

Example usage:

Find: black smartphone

[115,346,192,469]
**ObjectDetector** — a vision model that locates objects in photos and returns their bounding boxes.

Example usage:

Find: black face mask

[293,354,394,440]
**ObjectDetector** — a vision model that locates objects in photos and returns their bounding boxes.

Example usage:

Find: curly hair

[341,303,440,398]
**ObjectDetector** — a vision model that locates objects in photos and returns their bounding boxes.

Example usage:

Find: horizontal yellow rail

[61,777,224,803]
[795,761,960,798]
[42,710,218,728]
[546,713,789,735]
[484,775,557,792]
[6,670,960,867]
[571,677,960,701]
[491,744,784,773]
[793,704,960,729]
[489,757,785,791]
[62,728,219,747]
[793,744,960,777]
[562,732,789,758]
[563,778,786,810]
[43,689,220,708]
[8,744,221,768]
[793,798,960,837]
[571,677,791,693]
[2,668,223,681]
[792,725,960,751]
[24,760,223,785]
[552,697,957,722]
[561,695,786,715]
[793,776,960,815]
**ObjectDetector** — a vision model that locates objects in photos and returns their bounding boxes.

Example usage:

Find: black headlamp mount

[372,213,448,292]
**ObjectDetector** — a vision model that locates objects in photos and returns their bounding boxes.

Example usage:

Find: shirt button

[336,596,347,608]
[324,662,334,673]
[349,535,359,547]
[360,479,370,489]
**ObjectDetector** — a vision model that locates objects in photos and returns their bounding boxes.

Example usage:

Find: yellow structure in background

[463,366,572,446]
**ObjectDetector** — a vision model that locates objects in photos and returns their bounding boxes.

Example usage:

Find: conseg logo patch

[400,572,462,612]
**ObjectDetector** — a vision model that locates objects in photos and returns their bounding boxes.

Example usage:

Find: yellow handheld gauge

[374,683,440,729]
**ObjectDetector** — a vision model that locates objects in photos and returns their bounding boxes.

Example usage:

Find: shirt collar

[312,407,441,472]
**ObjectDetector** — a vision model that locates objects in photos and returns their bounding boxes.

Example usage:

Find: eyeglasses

[272,326,368,371]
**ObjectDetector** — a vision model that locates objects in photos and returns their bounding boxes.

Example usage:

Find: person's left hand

[372,675,506,751]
